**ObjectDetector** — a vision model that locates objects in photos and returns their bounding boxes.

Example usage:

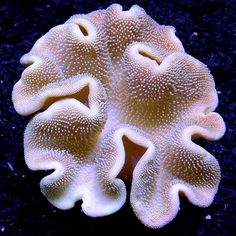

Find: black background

[0,0,235,235]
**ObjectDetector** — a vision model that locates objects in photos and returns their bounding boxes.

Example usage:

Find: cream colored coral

[12,4,225,228]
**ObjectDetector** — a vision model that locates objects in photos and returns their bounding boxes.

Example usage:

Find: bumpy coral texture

[12,4,225,228]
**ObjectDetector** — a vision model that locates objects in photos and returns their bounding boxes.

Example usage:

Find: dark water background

[0,0,235,235]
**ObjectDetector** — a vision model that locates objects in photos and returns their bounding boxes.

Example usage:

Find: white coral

[12,4,225,228]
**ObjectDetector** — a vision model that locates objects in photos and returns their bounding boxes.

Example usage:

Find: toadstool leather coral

[12,4,225,228]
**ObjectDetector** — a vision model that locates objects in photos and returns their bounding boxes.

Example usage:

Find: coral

[12,4,225,228]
